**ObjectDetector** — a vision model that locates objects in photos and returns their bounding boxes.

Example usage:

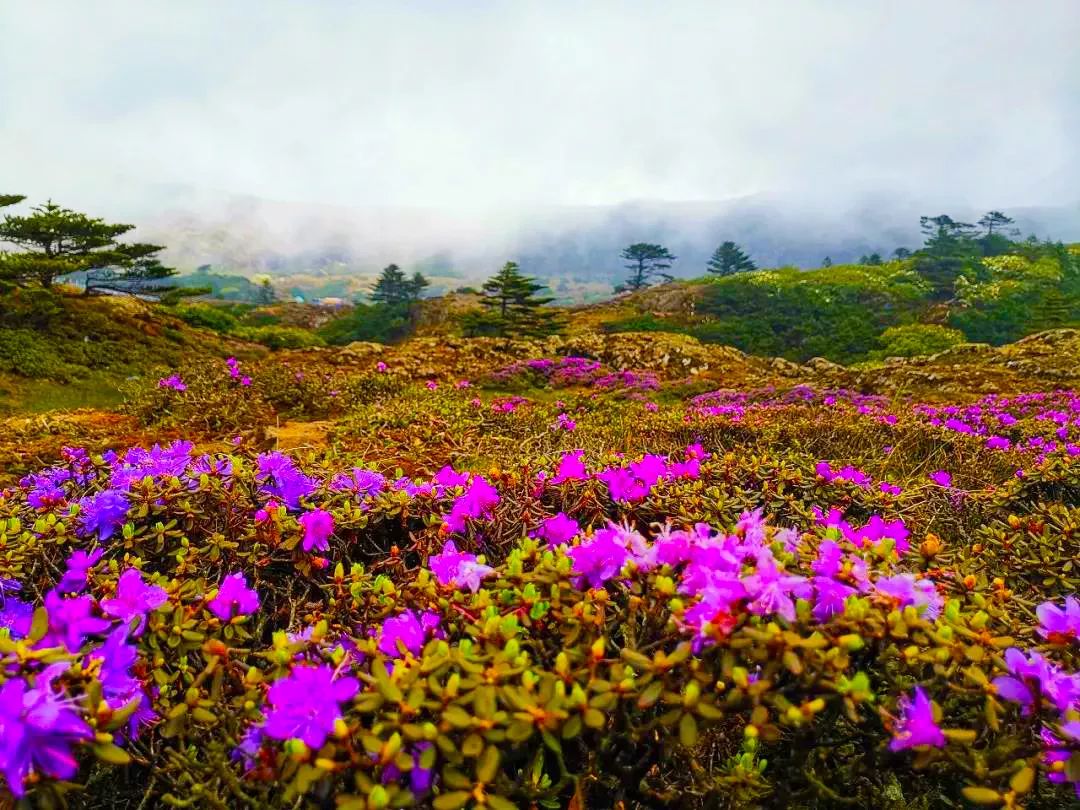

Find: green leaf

[93,743,132,765]
[476,745,500,783]
[432,791,472,810]
[679,713,698,748]
[960,786,1002,806]
[1009,765,1034,795]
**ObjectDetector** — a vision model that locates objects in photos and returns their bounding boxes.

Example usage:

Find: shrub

[871,324,967,359]
[235,325,326,350]
[171,302,241,333]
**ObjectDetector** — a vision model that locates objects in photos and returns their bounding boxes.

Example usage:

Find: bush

[171,302,241,333]
[235,325,326,350]
[319,303,413,345]
[871,324,967,359]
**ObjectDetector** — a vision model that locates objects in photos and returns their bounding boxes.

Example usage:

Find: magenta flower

[743,553,806,623]
[553,413,576,431]
[889,687,946,751]
[536,513,581,546]
[0,664,93,797]
[56,548,104,593]
[1036,596,1080,643]
[157,375,187,392]
[100,569,168,631]
[377,610,441,658]
[567,533,630,588]
[207,573,260,621]
[550,450,587,484]
[428,540,494,592]
[993,648,1080,714]
[875,574,942,619]
[811,576,856,622]
[298,509,334,553]
[442,476,500,533]
[985,435,1012,450]
[929,470,952,488]
[262,665,359,748]
[42,592,111,652]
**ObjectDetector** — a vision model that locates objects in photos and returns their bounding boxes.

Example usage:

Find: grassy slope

[0,291,266,414]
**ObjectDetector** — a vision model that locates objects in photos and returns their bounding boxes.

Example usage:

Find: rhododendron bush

[1,361,1079,807]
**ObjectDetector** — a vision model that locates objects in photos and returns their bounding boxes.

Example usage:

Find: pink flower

[428,540,494,592]
[207,573,259,621]
[889,687,945,751]
[929,470,952,487]
[298,509,334,553]
[376,361,387,372]
[158,375,186,392]
[536,513,581,546]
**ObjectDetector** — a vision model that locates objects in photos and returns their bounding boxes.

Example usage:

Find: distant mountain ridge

[129,188,1080,291]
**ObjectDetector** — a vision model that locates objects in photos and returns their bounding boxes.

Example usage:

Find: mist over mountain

[135,189,1080,296]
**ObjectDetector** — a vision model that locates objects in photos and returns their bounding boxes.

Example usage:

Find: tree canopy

[465,261,557,338]
[0,197,178,297]
[617,243,676,292]
[369,264,429,306]
[706,241,756,276]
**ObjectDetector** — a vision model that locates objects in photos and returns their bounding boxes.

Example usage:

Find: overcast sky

[2,1,1078,216]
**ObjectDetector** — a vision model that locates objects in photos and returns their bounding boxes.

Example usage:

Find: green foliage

[871,324,967,359]
[319,302,414,345]
[706,241,756,276]
[171,302,242,333]
[235,325,326,350]
[0,198,174,294]
[694,263,929,362]
[475,262,559,338]
[618,243,677,291]
[370,264,429,306]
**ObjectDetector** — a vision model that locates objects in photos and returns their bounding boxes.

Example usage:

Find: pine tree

[822,256,833,268]
[473,261,557,337]
[0,199,175,294]
[407,271,430,301]
[370,264,409,305]
[706,241,756,276]
[978,211,1014,236]
[919,215,978,256]
[617,243,676,291]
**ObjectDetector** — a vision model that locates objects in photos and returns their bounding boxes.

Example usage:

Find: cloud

[1,0,1078,218]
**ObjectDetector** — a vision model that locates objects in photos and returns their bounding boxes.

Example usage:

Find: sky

[2,1,1079,218]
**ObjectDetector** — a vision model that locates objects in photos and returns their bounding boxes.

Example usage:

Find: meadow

[1,327,1078,809]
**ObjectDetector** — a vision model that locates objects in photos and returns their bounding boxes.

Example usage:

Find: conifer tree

[617,243,676,291]
[706,241,756,275]
[370,264,409,305]
[473,261,557,337]
[0,198,175,295]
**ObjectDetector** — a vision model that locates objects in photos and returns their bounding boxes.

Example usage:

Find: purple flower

[441,476,500,533]
[158,375,186,391]
[879,481,902,496]
[256,452,318,510]
[378,610,441,658]
[428,540,495,592]
[56,548,104,594]
[811,576,856,622]
[42,592,111,652]
[100,569,168,631]
[536,513,581,546]
[433,466,470,490]
[889,687,946,751]
[262,665,359,749]
[89,627,157,740]
[1036,596,1080,643]
[875,574,943,619]
[330,468,385,499]
[0,664,93,797]
[298,509,334,553]
[985,435,1012,451]
[992,648,1080,714]
[0,596,33,640]
[77,489,130,541]
[567,532,630,588]
[207,573,260,621]
[929,470,952,488]
[743,552,806,623]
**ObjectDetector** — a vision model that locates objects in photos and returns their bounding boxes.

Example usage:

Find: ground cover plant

[0,344,1078,809]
